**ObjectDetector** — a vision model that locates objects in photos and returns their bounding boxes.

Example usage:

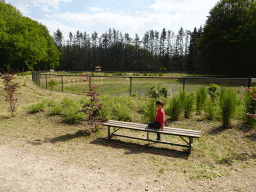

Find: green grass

[1,74,256,186]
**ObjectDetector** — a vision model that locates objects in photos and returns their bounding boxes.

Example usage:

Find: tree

[53,29,63,47]
[196,0,256,77]
[0,3,60,71]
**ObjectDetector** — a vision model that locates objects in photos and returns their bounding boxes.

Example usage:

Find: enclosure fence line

[31,71,253,97]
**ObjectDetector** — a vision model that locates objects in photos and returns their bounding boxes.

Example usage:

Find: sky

[5,0,220,41]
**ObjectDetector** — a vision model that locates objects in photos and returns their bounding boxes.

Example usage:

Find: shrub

[146,84,168,98]
[244,87,256,126]
[169,95,183,121]
[219,88,237,128]
[48,79,56,95]
[204,99,214,120]
[1,71,21,117]
[143,98,157,122]
[184,92,195,118]
[28,102,45,114]
[132,72,140,76]
[75,75,103,129]
[208,84,219,102]
[196,86,207,114]
[50,105,63,115]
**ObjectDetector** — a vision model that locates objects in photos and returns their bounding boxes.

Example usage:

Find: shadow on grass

[0,115,11,120]
[207,125,228,135]
[90,137,190,159]
[217,152,256,166]
[28,130,91,145]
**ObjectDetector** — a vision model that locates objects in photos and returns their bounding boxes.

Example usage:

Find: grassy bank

[0,74,256,186]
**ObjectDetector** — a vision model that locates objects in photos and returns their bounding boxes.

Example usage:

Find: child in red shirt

[147,100,165,141]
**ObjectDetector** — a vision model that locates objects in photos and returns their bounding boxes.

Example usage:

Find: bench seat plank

[103,120,200,138]
[103,120,201,153]
[106,120,201,135]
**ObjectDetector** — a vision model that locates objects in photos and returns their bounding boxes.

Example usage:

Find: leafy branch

[75,75,103,131]
[0,70,21,117]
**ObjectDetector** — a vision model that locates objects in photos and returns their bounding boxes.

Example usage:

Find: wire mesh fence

[32,71,254,98]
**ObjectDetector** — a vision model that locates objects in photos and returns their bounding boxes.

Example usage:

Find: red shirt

[155,108,165,128]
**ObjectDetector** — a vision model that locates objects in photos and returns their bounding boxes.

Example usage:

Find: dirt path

[1,144,256,192]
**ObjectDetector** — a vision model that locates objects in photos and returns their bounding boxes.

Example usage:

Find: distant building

[95,66,101,71]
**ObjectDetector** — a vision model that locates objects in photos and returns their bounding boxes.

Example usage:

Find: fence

[32,71,255,98]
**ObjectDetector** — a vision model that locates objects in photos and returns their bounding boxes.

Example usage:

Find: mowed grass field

[0,73,256,191]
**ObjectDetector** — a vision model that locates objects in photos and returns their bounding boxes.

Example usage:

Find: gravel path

[0,145,134,192]
[1,144,256,192]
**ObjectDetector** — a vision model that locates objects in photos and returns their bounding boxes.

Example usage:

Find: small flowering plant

[0,71,21,117]
[75,74,103,131]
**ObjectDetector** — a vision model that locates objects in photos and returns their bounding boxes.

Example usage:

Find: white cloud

[35,18,78,41]
[30,0,72,9]
[11,0,219,41]
[7,0,72,14]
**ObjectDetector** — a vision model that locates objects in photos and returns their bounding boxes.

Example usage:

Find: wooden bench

[102,120,201,153]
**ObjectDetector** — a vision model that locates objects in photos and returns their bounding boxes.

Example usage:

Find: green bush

[50,105,63,115]
[208,84,219,102]
[48,79,57,95]
[28,102,45,113]
[219,88,237,128]
[100,95,135,122]
[112,72,127,76]
[132,72,140,76]
[143,98,157,122]
[169,95,183,121]
[196,86,207,114]
[204,99,214,120]
[184,92,195,118]
[146,84,168,98]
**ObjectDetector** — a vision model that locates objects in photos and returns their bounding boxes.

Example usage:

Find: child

[148,99,165,141]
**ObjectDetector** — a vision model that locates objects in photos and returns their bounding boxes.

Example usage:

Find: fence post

[89,76,91,92]
[61,75,63,92]
[183,78,186,92]
[248,77,251,88]
[130,77,132,97]
[45,74,47,89]
[38,73,40,87]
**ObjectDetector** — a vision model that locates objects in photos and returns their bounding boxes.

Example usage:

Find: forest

[53,26,202,74]
[1,0,256,77]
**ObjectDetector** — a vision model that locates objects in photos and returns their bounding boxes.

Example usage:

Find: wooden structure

[95,66,101,71]
[103,120,201,153]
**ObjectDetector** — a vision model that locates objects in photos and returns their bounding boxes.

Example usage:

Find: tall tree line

[54,27,201,72]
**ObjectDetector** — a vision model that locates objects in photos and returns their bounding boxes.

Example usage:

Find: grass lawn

[0,74,256,190]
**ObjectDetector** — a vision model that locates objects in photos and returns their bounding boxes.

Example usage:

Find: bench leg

[108,126,112,139]
[188,137,193,153]
[147,132,149,140]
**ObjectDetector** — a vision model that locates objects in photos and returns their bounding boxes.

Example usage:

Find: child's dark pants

[148,121,161,140]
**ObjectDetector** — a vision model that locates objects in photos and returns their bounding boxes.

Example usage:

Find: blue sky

[6,0,219,41]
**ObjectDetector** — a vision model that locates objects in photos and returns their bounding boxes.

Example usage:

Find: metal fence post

[130,77,132,97]
[248,77,251,88]
[36,73,38,85]
[89,76,91,92]
[183,78,186,92]
[45,74,47,89]
[38,73,40,87]
[61,75,63,92]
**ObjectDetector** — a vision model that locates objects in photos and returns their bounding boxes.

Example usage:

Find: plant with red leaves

[75,75,103,131]
[0,70,21,117]
[243,86,256,126]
